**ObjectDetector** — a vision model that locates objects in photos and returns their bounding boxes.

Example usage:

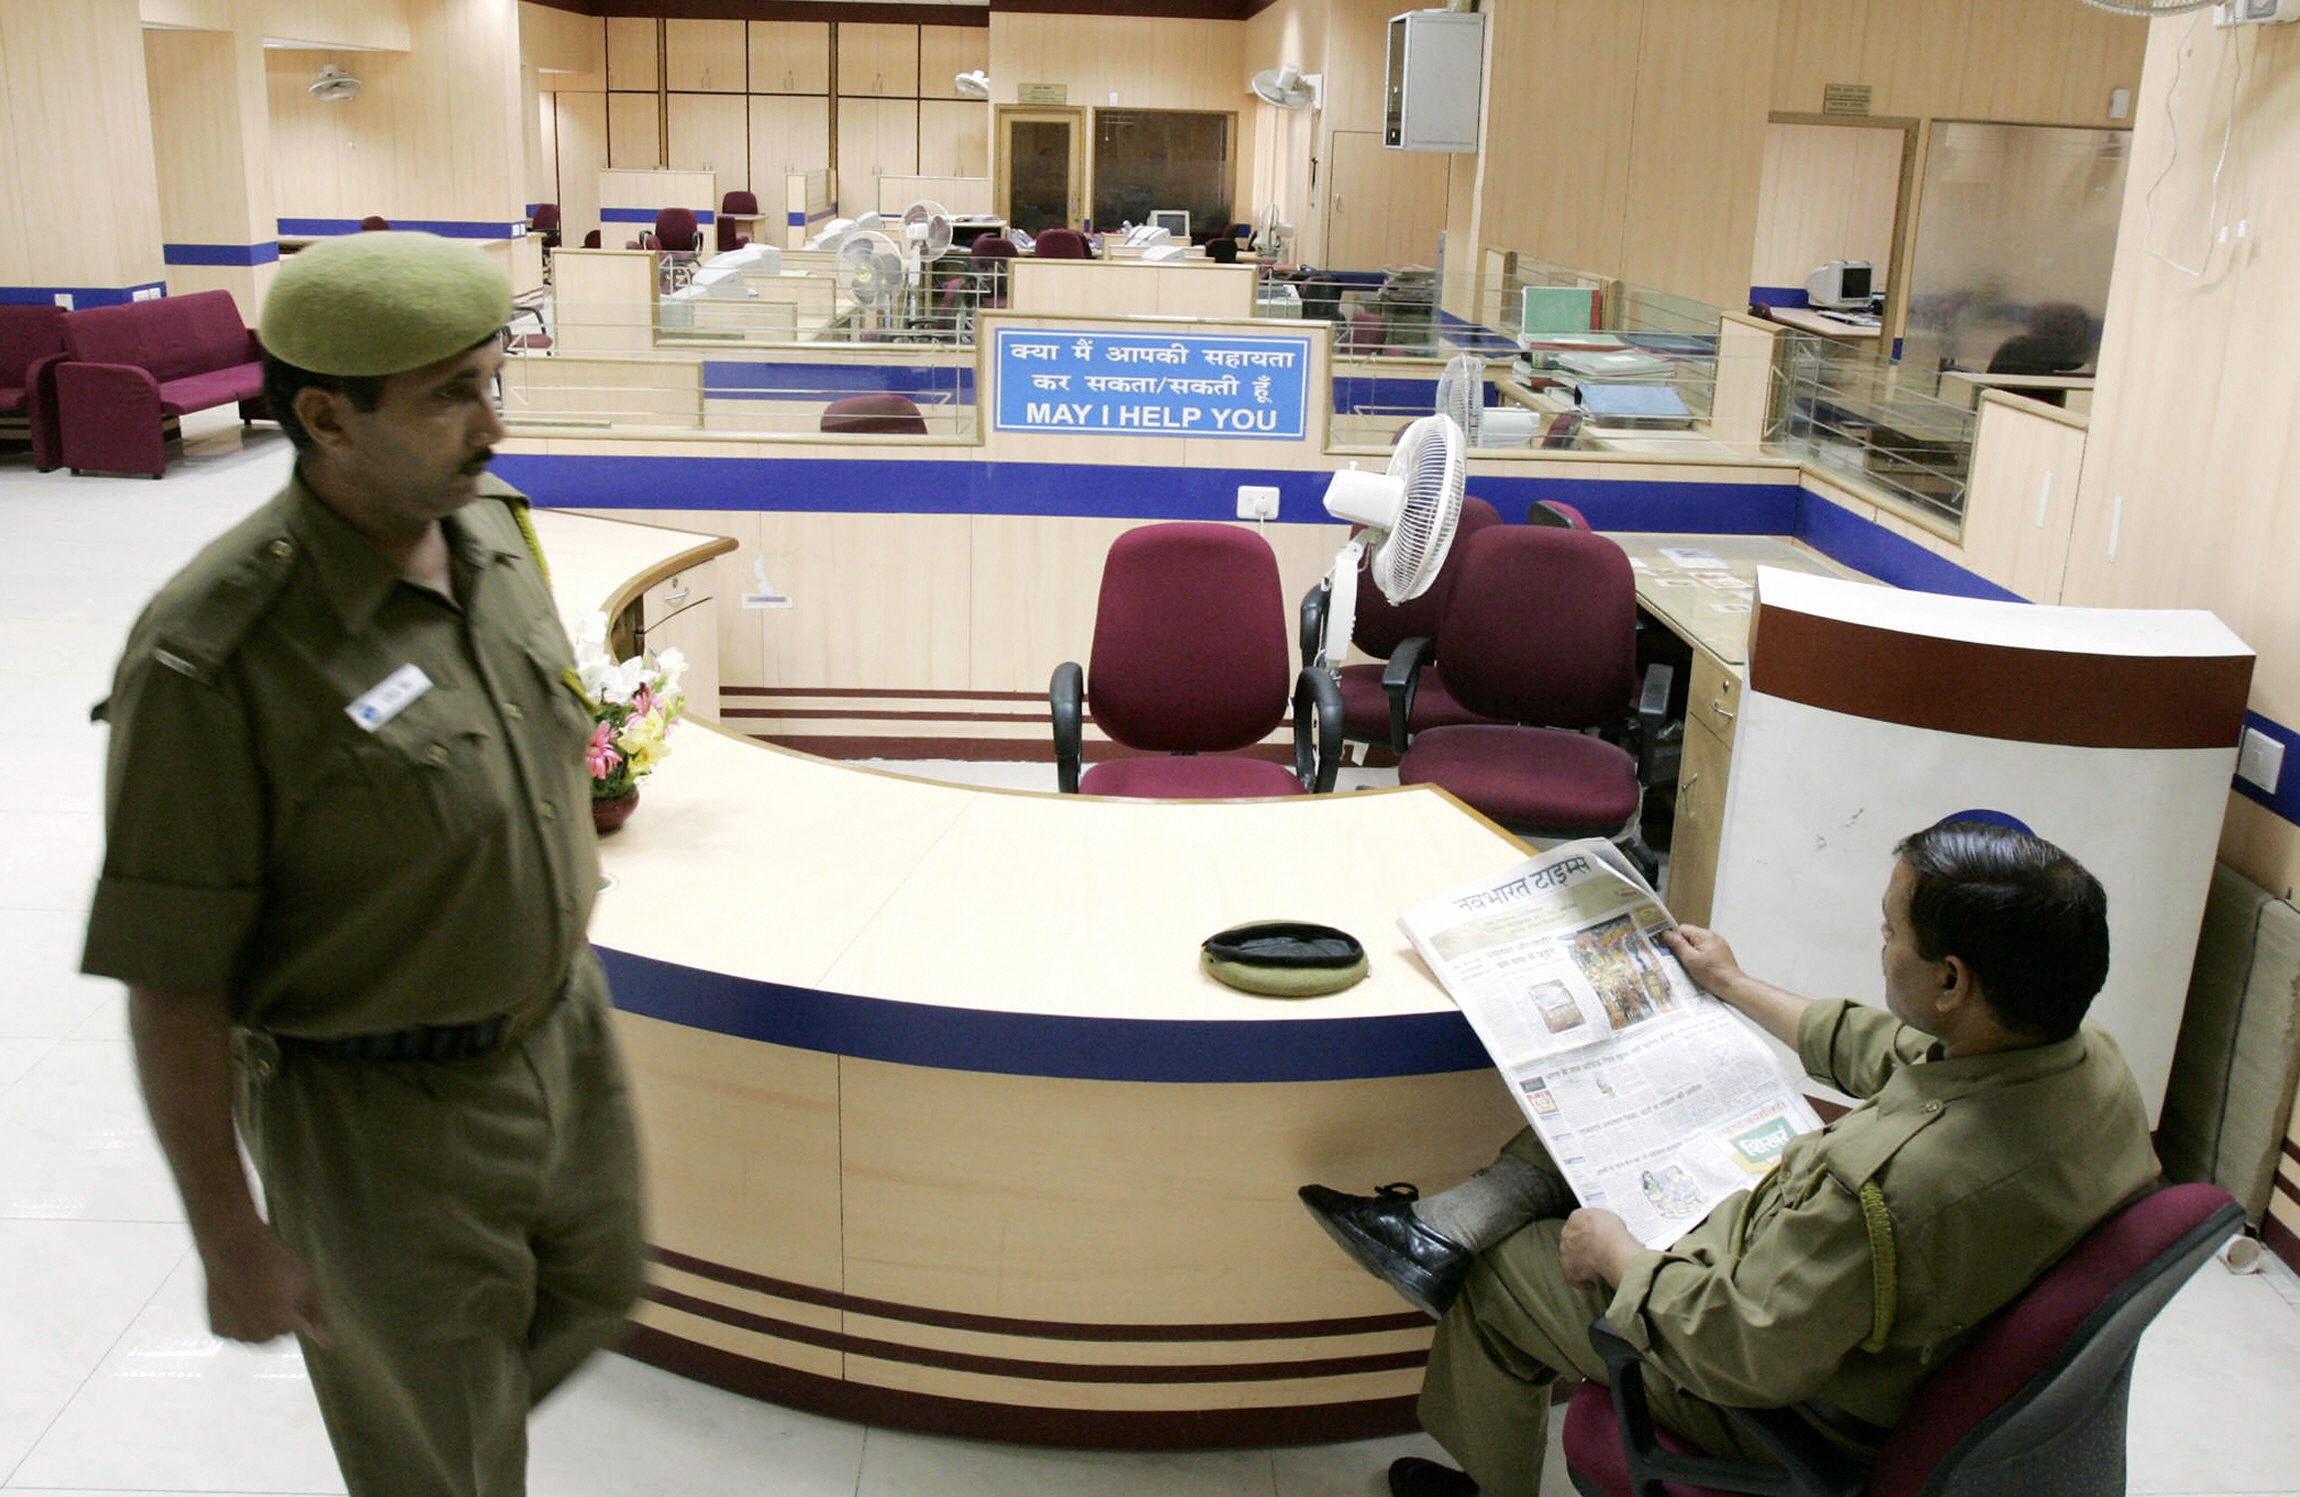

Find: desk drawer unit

[1687,649,1740,749]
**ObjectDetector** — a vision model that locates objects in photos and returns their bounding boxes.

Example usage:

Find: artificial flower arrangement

[569,610,688,806]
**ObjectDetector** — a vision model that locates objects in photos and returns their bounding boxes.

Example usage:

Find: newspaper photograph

[1400,840,1821,1248]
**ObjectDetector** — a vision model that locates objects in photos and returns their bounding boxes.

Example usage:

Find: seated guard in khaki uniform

[84,233,644,1497]
[1300,821,2160,1497]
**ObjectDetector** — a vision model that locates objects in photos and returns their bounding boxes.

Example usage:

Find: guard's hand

[199,1221,329,1347]
[1558,1208,1641,1289]
[1663,924,1745,1000]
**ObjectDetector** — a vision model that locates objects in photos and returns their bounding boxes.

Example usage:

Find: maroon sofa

[0,304,68,468]
[42,290,269,477]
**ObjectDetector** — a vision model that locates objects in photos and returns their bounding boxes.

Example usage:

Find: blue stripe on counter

[600,207,716,224]
[1434,310,1522,355]
[0,282,168,308]
[788,211,808,226]
[1749,286,1810,309]
[1331,377,1493,413]
[163,243,281,267]
[702,362,978,401]
[496,452,1804,531]
[1790,490,2026,603]
[2234,712,2300,825]
[595,947,1493,1082]
[279,218,528,238]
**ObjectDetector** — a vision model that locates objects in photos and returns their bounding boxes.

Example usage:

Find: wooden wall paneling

[1749,121,1906,291]
[555,89,607,246]
[920,24,988,101]
[751,510,971,690]
[606,15,658,92]
[372,0,526,225]
[1324,130,1448,272]
[520,1,601,85]
[546,250,658,354]
[1617,0,1781,312]
[1473,0,1640,283]
[749,94,831,183]
[1770,0,1871,116]
[967,515,1142,694]
[838,98,919,215]
[610,91,664,170]
[140,0,232,27]
[1955,394,2085,603]
[668,92,750,189]
[2058,5,2145,129]
[533,76,558,209]
[749,20,830,97]
[1709,314,1778,448]
[257,0,409,52]
[1306,0,1390,137]
[987,13,1245,113]
[1860,0,1973,122]
[837,22,919,99]
[917,99,990,179]
[1956,1,2074,125]
[665,18,744,93]
[266,49,385,221]
[145,28,246,249]
[0,0,164,291]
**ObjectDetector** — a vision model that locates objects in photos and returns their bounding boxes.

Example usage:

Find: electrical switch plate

[1237,485,1281,521]
[2237,727,2285,794]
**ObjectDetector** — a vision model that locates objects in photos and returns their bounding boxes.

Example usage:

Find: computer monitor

[1150,209,1191,240]
[1806,259,1875,312]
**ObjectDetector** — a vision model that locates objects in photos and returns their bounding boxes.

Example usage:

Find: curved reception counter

[536,510,1531,1447]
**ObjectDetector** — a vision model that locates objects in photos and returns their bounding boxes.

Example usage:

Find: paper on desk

[1658,547,1725,569]
[1399,840,1820,1248]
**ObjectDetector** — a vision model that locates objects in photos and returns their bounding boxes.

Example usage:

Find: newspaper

[1400,840,1821,1249]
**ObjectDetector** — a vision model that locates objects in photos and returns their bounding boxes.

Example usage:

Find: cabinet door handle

[1709,700,1736,720]
[1682,772,1700,792]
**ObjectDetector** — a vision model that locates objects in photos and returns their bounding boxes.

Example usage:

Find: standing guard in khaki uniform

[82,232,644,1497]
[1300,821,2161,1497]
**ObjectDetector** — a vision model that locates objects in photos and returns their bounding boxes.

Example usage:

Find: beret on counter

[1201,921,1368,998]
[260,232,512,377]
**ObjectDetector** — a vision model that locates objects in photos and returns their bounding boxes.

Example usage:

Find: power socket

[2237,727,2286,794]
[1236,485,1281,521]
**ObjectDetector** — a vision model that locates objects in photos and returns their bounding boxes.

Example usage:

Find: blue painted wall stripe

[278,218,527,239]
[0,282,168,308]
[596,947,1491,1082]
[1749,285,1810,309]
[701,362,976,402]
[162,242,281,267]
[2234,711,2300,824]
[787,210,808,227]
[1790,490,2026,603]
[600,206,716,225]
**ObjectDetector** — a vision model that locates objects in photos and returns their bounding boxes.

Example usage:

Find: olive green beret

[260,232,511,377]
[1201,921,1368,999]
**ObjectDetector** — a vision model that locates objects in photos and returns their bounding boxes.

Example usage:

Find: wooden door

[996,107,1084,233]
[1324,129,1450,270]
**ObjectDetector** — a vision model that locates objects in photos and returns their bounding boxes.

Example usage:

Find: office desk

[1605,533,1873,924]
[544,510,1529,1447]
[1767,307,1882,343]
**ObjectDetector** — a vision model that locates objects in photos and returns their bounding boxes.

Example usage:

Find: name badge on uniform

[346,664,433,732]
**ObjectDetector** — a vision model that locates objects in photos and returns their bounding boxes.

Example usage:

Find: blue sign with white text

[993,328,1313,440]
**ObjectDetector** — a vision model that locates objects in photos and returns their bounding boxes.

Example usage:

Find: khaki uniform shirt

[1607,998,2159,1434]
[83,473,599,1037]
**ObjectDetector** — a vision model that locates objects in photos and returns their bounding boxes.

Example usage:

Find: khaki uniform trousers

[238,963,645,1497]
[1417,1132,1775,1497]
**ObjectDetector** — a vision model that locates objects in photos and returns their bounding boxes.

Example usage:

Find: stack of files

[1555,348,1672,382]
[1574,382,1693,430]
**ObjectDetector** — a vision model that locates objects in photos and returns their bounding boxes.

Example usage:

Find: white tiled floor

[3,412,2297,1496]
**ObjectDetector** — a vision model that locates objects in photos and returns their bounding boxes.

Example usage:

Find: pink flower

[631,684,655,718]
[586,720,624,779]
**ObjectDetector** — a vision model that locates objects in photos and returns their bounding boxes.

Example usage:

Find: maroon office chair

[1527,499,1591,529]
[1563,1183,2242,1497]
[1033,228,1090,259]
[1052,523,1342,799]
[1341,309,1386,353]
[581,229,601,249]
[970,236,1018,309]
[359,215,391,231]
[1396,526,1661,867]
[820,393,927,435]
[1298,496,1506,756]
[530,203,561,251]
[717,190,757,253]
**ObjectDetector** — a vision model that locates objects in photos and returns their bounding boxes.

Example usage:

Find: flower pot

[591,787,640,835]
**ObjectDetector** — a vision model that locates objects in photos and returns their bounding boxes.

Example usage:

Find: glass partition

[1769,332,1972,528]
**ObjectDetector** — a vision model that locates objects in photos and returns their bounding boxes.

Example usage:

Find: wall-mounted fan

[1317,415,1466,675]
[309,65,360,102]
[1250,65,1320,110]
[954,69,991,99]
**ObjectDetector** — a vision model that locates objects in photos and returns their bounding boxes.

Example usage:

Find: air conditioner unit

[1384,9,1485,153]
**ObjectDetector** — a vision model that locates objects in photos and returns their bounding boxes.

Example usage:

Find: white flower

[654,647,688,698]
[598,656,647,705]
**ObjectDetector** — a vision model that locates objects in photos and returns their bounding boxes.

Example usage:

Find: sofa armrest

[24,351,70,471]
[55,361,168,477]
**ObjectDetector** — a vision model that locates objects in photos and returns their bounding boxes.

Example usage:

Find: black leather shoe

[1298,1182,1473,1319]
[1389,1455,1479,1497]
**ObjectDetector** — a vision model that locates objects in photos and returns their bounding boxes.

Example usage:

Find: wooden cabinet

[837,98,918,212]
[665,19,745,93]
[668,93,749,183]
[750,95,831,182]
[1665,711,1732,928]
[749,20,829,96]
[606,16,657,92]
[607,92,661,171]
[837,23,919,99]
[919,25,988,100]
[918,100,990,178]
